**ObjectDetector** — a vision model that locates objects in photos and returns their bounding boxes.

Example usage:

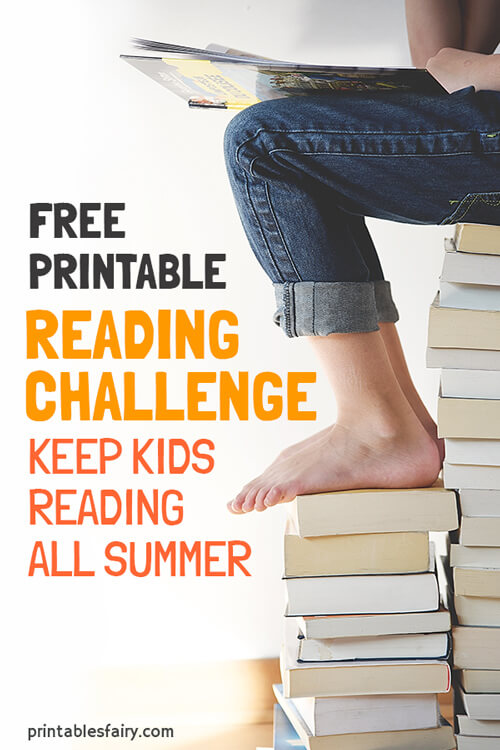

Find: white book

[451,544,500,567]
[439,280,500,310]
[296,632,449,662]
[457,715,500,737]
[460,516,500,547]
[284,569,439,616]
[446,440,500,466]
[291,693,440,736]
[459,668,500,693]
[459,489,500,515]
[454,595,500,627]
[457,737,500,749]
[441,369,500,399]
[443,462,500,490]
[427,346,500,370]
[458,684,500,720]
[441,245,500,286]
[296,609,451,640]
[273,686,454,749]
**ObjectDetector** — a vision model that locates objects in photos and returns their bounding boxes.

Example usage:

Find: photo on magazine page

[3,0,500,748]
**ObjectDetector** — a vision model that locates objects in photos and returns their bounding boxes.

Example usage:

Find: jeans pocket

[440,191,500,225]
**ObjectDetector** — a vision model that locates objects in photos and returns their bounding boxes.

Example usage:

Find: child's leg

[379,322,443,459]
[224,89,500,512]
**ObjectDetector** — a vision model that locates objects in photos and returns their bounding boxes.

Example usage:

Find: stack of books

[271,486,458,749]
[427,223,500,749]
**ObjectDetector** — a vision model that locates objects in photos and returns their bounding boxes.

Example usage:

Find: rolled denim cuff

[273,280,399,337]
[273,281,381,337]
[374,280,399,323]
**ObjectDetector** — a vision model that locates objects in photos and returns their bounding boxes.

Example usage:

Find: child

[224,0,500,514]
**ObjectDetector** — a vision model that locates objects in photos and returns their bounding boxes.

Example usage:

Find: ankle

[338,397,424,441]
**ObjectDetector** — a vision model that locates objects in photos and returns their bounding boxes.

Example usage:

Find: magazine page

[3,0,500,748]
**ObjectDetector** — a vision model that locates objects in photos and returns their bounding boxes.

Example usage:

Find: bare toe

[254,487,270,512]
[241,486,260,513]
[263,485,285,507]
[228,485,253,514]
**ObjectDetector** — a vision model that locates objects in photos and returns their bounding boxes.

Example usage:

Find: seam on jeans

[312,284,316,336]
[234,128,483,164]
[248,156,261,177]
[267,149,499,158]
[243,172,284,282]
[291,283,298,337]
[441,192,500,224]
[283,282,293,338]
[454,195,477,223]
[264,182,302,281]
[456,194,500,222]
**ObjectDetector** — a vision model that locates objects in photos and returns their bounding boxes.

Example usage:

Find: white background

[3,0,454,746]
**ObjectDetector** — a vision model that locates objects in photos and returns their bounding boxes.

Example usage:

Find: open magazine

[121,40,447,109]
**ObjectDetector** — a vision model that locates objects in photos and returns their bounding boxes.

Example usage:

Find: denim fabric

[224,86,500,336]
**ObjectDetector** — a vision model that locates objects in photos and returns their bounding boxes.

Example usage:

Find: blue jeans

[224,87,500,336]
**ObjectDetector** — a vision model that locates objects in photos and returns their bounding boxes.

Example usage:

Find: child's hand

[426,47,476,93]
[426,47,500,93]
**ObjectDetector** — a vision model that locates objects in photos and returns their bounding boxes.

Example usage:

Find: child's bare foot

[227,416,441,514]
[276,420,444,466]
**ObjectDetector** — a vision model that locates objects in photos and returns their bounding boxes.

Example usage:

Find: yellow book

[455,223,500,256]
[428,295,500,350]
[283,518,430,577]
[454,567,500,599]
[438,397,500,439]
[288,484,457,538]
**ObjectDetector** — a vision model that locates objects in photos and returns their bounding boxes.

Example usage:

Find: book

[457,737,500,749]
[443,462,500,489]
[439,281,500,311]
[296,632,450,662]
[291,693,440,736]
[284,519,430,577]
[284,568,439,617]
[457,684,500,720]
[288,485,457,538]
[440,370,500,400]
[441,244,500,285]
[426,346,500,370]
[281,643,450,698]
[296,609,451,639]
[438,397,500,439]
[460,516,500,546]
[458,490,500,516]
[459,668,500,693]
[273,703,305,750]
[428,295,500,350]
[451,544,500,567]
[454,223,500,256]
[273,695,454,750]
[445,439,500,467]
[453,567,500,598]
[121,41,445,110]
[454,595,500,627]
[453,626,500,670]
[457,715,500,737]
